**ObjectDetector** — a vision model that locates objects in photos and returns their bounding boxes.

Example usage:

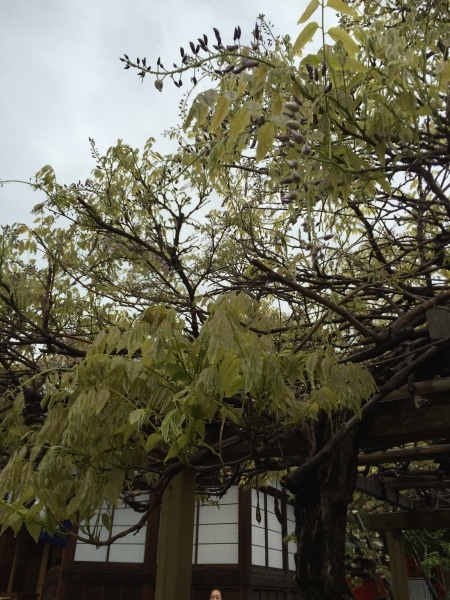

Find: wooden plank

[386,530,410,600]
[154,470,196,600]
[382,377,450,401]
[36,543,50,600]
[377,477,450,490]
[355,475,415,510]
[368,509,450,531]
[358,443,450,465]
[358,390,450,450]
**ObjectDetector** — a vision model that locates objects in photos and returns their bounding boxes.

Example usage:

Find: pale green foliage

[1,0,449,546]
[0,282,374,533]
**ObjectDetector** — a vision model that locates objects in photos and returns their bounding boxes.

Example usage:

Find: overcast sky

[0,1,318,225]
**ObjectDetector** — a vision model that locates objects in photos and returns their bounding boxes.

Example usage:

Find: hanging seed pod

[243,59,259,68]
[281,190,299,204]
[154,79,163,92]
[280,175,295,185]
[285,101,300,113]
[286,159,299,169]
[306,63,314,79]
[321,61,327,76]
[292,169,301,183]
[286,120,301,131]
[291,130,305,144]
[274,494,283,525]
[256,505,262,524]
[324,81,333,93]
[213,27,222,46]
[302,143,312,155]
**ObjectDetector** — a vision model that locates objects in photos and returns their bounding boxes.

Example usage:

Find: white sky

[0,1,326,225]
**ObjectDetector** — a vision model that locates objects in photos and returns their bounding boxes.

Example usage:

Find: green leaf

[95,388,110,414]
[243,100,263,117]
[293,22,319,55]
[105,326,121,354]
[256,122,276,162]
[128,408,145,425]
[101,512,113,533]
[229,107,251,142]
[145,432,162,452]
[436,60,450,92]
[306,353,319,386]
[25,519,42,543]
[328,27,359,56]
[298,0,320,24]
[327,0,359,19]
[210,96,230,132]
[165,440,180,461]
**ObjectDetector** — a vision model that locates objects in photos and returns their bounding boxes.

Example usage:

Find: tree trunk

[291,420,359,600]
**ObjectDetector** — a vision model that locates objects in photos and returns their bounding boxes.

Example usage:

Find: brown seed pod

[292,170,301,183]
[286,120,301,130]
[285,101,300,113]
[291,130,305,144]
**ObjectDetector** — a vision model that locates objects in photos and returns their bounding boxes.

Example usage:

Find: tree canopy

[1,0,450,597]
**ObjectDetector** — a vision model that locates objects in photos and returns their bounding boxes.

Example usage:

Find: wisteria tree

[1,0,449,597]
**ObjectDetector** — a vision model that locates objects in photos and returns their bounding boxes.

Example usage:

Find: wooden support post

[386,530,410,600]
[36,543,50,600]
[155,469,196,600]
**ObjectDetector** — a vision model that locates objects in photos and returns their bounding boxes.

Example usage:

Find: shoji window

[192,486,239,564]
[251,488,296,571]
[286,501,296,571]
[251,489,283,568]
[74,498,147,563]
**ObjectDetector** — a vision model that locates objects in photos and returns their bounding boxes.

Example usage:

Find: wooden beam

[358,443,450,465]
[377,477,450,490]
[382,377,450,401]
[386,530,410,600]
[154,470,196,600]
[358,390,450,450]
[355,475,415,510]
[368,509,450,531]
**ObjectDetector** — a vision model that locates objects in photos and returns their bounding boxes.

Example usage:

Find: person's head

[210,589,223,600]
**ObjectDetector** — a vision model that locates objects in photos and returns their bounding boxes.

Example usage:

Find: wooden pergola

[152,376,450,600]
[357,378,450,600]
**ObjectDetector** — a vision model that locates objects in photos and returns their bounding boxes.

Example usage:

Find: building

[0,485,299,600]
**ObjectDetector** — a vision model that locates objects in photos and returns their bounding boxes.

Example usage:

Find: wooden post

[386,530,410,600]
[155,469,196,600]
[36,543,50,600]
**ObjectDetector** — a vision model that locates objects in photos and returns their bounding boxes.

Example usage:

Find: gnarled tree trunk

[290,420,359,600]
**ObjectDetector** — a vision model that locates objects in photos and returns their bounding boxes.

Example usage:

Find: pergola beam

[368,509,450,531]
[355,475,415,510]
[358,443,450,465]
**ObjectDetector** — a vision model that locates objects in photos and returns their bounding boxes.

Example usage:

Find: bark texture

[291,421,359,600]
